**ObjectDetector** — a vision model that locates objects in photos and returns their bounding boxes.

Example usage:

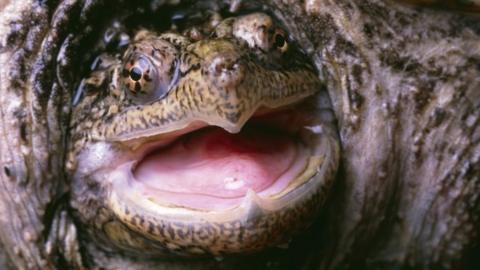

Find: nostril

[211,56,239,74]
[207,55,245,88]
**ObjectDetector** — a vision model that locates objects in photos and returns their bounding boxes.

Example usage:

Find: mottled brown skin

[67,12,338,256]
[0,0,479,270]
[70,26,319,141]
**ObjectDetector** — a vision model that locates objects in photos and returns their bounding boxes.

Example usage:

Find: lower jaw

[105,136,334,254]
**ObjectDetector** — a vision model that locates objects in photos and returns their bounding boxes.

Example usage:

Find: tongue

[134,126,298,198]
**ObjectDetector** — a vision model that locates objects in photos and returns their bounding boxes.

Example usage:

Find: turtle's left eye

[122,54,169,103]
[272,29,288,53]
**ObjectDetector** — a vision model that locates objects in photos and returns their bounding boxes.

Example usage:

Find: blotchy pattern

[1,0,479,269]
[70,31,320,142]
[68,10,340,257]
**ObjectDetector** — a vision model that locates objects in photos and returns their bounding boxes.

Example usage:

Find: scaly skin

[70,22,321,141]
[68,12,340,256]
[0,1,479,270]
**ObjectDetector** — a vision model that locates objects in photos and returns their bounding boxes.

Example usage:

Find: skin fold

[0,0,479,269]
[68,12,340,257]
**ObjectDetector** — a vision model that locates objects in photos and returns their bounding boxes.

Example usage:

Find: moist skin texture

[0,1,479,270]
[68,11,339,256]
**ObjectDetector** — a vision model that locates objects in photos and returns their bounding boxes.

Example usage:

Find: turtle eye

[272,29,288,53]
[122,55,169,103]
[129,67,143,81]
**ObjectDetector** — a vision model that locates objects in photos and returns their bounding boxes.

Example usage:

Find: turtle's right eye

[122,54,169,104]
[129,66,143,81]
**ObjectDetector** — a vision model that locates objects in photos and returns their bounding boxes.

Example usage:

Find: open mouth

[131,114,312,211]
[108,102,335,217]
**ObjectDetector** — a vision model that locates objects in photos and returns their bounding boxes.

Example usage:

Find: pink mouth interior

[133,125,308,210]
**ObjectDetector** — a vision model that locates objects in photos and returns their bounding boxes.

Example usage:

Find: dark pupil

[130,67,142,81]
[273,34,285,48]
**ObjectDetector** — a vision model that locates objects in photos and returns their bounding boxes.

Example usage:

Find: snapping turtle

[0,0,479,269]
[70,11,339,256]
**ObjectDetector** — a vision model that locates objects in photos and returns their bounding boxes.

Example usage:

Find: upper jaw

[90,37,321,142]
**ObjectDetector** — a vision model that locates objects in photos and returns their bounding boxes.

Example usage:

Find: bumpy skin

[0,0,479,270]
[70,26,319,141]
[68,13,338,256]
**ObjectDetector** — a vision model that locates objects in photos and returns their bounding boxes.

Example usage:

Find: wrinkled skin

[68,12,339,257]
[0,0,479,269]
